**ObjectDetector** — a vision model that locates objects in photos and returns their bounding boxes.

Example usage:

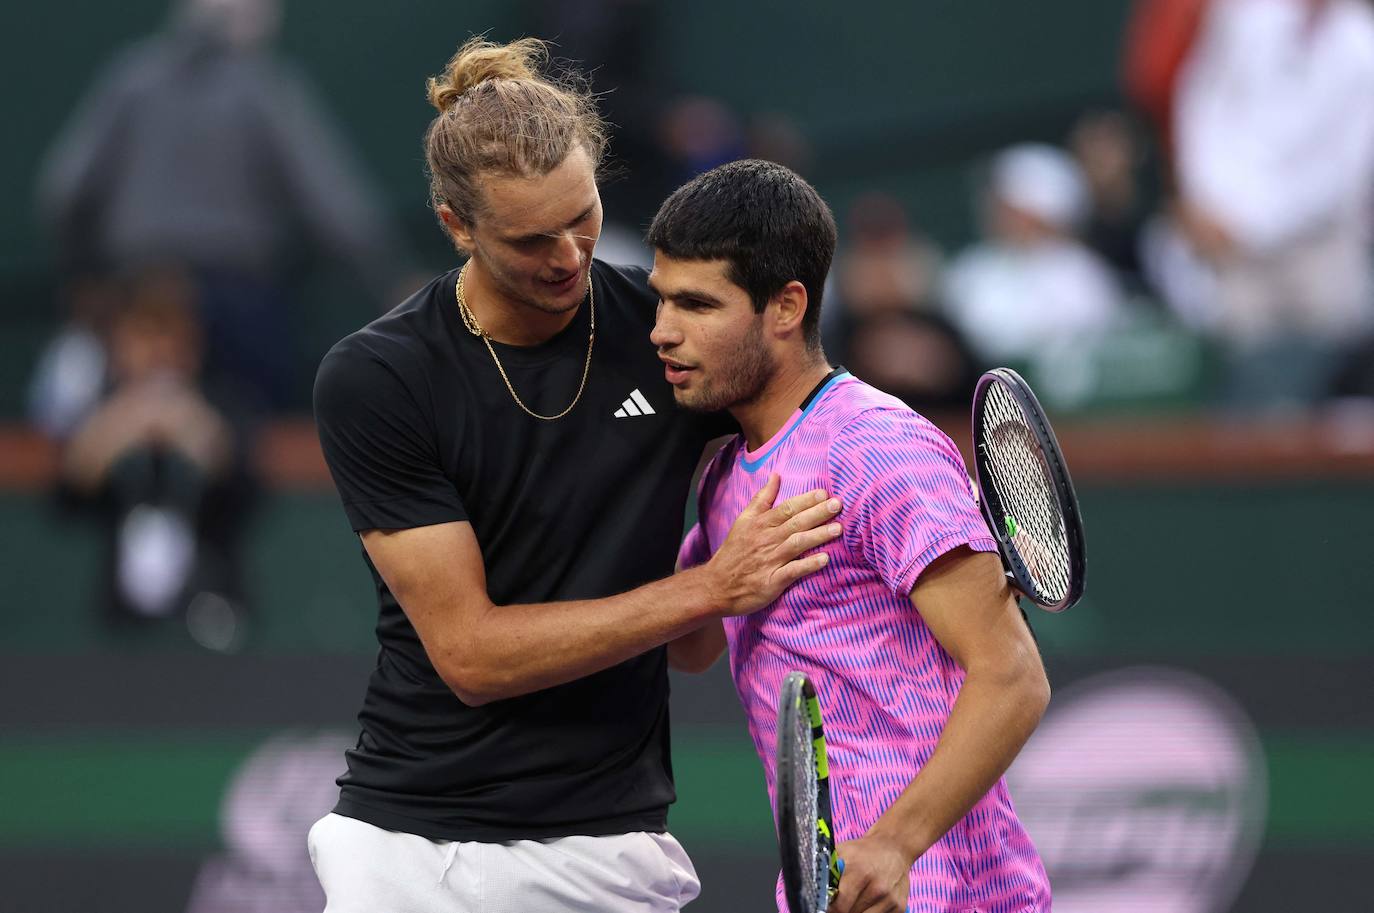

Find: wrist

[865,817,928,867]
[680,560,730,621]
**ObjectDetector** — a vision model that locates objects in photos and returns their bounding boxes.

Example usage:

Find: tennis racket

[971,367,1087,612]
[776,671,840,913]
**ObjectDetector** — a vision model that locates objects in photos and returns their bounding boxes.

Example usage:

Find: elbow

[452,687,495,708]
[423,603,521,706]
[443,669,523,707]
[975,650,1051,725]
[438,666,497,707]
[1015,652,1052,726]
[433,647,511,707]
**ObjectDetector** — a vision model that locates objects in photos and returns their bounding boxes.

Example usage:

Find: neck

[461,259,582,346]
[733,355,834,451]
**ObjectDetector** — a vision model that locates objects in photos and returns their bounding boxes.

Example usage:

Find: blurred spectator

[27,279,120,439]
[1139,208,1221,335]
[1330,333,1374,401]
[1170,0,1374,406]
[746,111,815,175]
[845,310,983,414]
[36,0,416,413]
[1121,0,1211,162]
[828,193,982,413]
[942,144,1127,365]
[659,95,747,186]
[1069,110,1152,291]
[58,267,256,648]
[836,192,943,318]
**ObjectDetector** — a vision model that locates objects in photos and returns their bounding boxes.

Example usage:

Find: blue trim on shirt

[738,372,852,473]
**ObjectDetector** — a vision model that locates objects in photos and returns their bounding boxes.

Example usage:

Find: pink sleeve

[827,408,997,596]
[678,522,711,570]
[677,443,732,571]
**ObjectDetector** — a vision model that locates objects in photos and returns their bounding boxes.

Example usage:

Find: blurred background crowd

[3,1,1371,911]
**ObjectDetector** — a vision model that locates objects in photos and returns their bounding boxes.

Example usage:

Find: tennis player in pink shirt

[648,160,1051,913]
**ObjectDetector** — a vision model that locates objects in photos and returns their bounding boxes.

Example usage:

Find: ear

[437,204,476,254]
[768,280,810,339]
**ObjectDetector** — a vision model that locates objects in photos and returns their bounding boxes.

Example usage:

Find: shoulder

[315,270,456,408]
[593,259,657,326]
[594,258,652,291]
[820,383,979,523]
[815,377,920,437]
[820,379,962,467]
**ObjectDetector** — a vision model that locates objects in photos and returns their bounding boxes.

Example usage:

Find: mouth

[659,355,696,386]
[541,271,581,295]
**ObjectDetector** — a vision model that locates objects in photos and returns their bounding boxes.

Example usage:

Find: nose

[550,232,582,274]
[650,303,681,349]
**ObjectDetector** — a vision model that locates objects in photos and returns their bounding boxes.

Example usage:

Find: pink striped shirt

[680,372,1049,913]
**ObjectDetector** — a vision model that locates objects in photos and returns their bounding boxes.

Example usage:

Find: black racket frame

[971,367,1087,613]
[776,671,838,913]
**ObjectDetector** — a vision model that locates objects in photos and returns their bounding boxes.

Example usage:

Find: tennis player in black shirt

[309,37,843,912]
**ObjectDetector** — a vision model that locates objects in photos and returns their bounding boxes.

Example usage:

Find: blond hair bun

[426,36,547,113]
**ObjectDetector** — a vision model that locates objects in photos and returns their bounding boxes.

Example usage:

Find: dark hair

[647,159,837,351]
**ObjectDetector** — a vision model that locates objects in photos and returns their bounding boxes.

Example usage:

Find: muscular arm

[364,475,840,706]
[832,547,1049,913]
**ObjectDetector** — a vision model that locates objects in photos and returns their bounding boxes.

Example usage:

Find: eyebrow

[506,207,595,243]
[647,280,726,307]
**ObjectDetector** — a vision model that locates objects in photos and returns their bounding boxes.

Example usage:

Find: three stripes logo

[614,389,656,418]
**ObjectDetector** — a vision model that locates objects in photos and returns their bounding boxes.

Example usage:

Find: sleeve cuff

[893,533,999,596]
[342,494,468,532]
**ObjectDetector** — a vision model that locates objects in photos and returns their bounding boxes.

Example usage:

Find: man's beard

[678,318,776,414]
[479,251,589,315]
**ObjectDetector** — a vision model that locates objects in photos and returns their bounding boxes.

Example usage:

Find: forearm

[369,477,839,706]
[868,656,1049,862]
[437,565,723,704]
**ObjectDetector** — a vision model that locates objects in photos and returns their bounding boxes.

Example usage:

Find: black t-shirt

[313,260,726,842]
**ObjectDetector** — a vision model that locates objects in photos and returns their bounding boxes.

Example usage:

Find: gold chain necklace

[454,263,595,421]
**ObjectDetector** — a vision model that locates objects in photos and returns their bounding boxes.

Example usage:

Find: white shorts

[308,812,701,912]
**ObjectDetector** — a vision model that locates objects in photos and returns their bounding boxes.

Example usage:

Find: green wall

[6,481,1369,655]
[1,479,1370,910]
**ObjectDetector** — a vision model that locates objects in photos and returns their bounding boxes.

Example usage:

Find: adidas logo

[614,389,657,418]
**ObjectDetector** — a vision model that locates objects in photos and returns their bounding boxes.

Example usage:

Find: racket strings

[981,383,1072,602]
[789,701,821,909]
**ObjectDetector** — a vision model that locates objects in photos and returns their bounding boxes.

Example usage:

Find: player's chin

[669,384,697,409]
[673,384,720,414]
[541,270,588,304]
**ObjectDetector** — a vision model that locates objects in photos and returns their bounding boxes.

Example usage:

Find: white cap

[990,143,1089,231]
